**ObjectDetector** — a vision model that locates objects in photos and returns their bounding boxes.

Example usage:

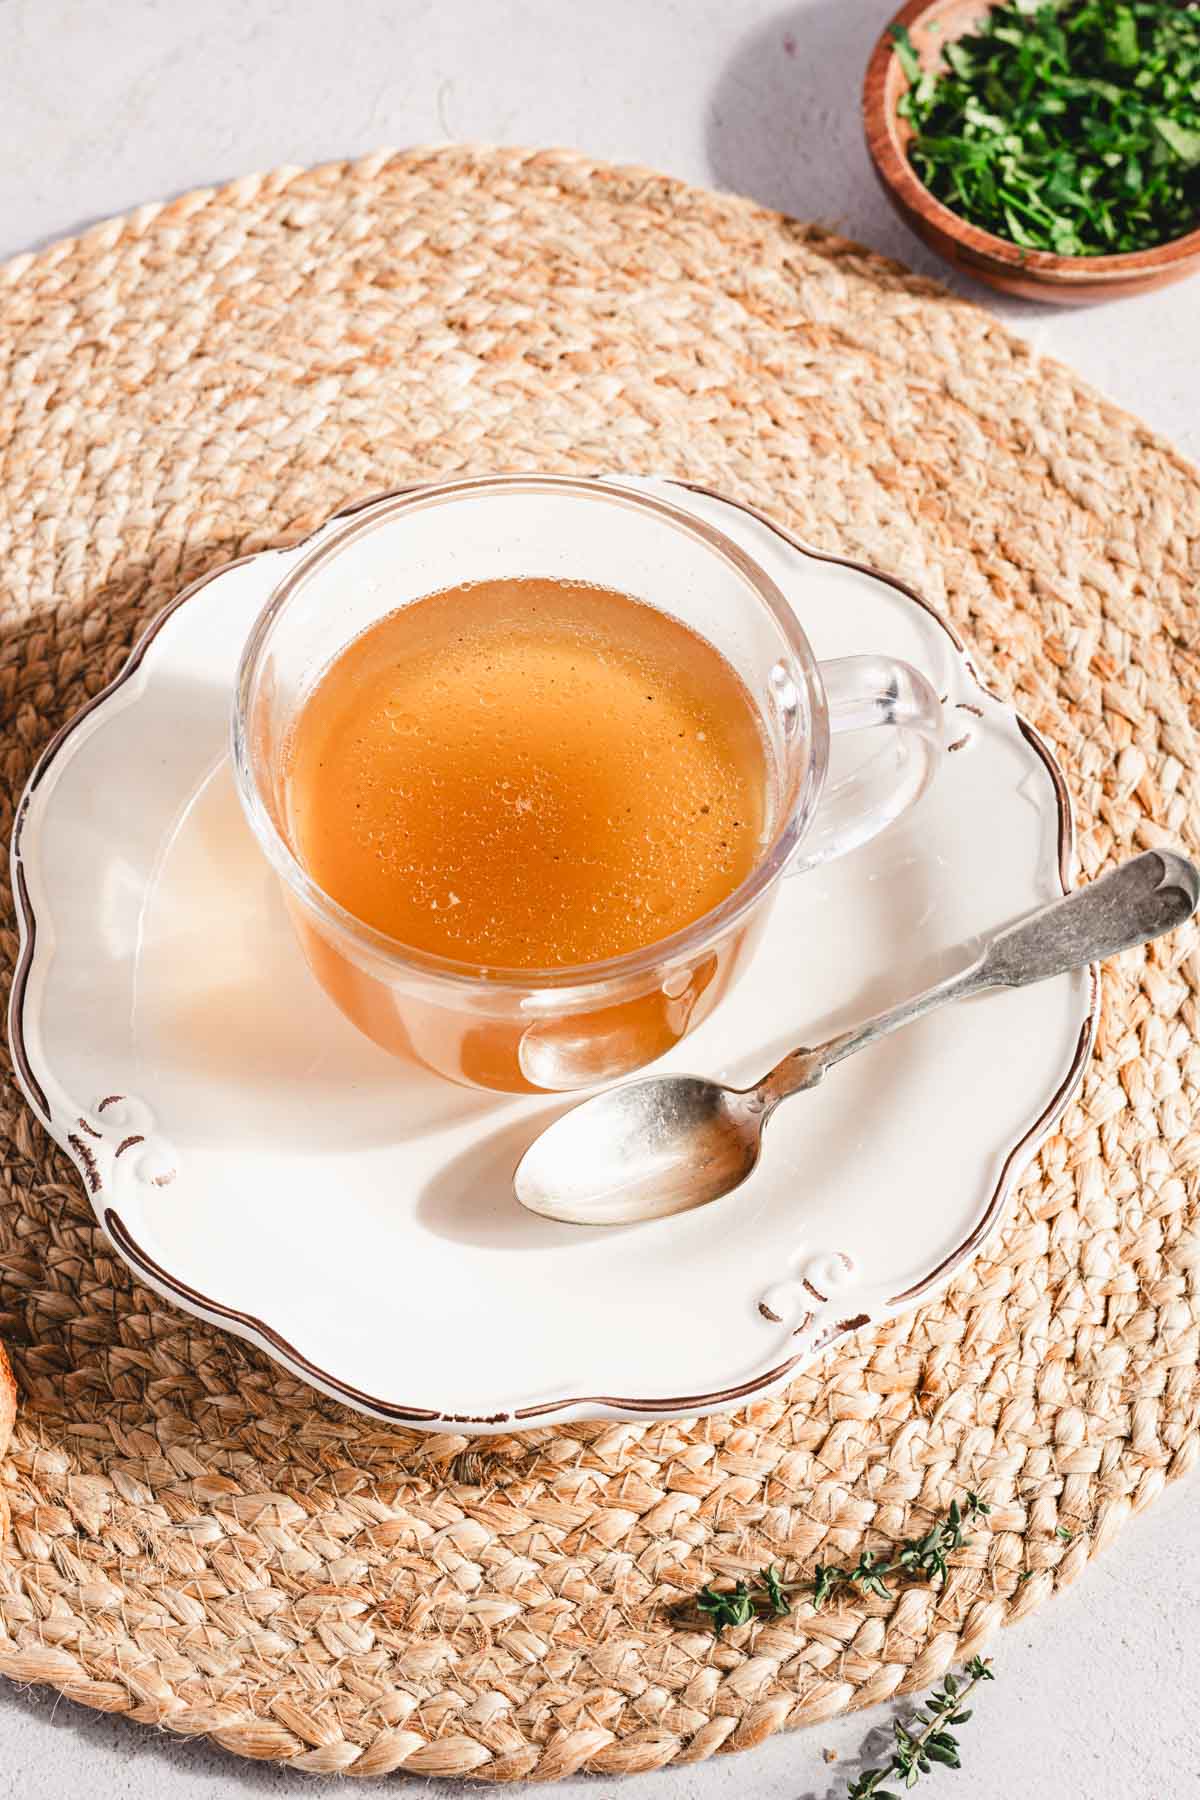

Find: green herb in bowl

[894,0,1200,257]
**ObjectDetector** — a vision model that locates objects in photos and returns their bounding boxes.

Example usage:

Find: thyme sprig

[694,1493,991,1632]
[846,1657,996,1798]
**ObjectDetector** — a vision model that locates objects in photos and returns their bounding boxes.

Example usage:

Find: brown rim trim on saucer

[8,480,1101,1426]
[102,1209,443,1422]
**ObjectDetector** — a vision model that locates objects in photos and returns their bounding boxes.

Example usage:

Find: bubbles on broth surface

[286,577,770,968]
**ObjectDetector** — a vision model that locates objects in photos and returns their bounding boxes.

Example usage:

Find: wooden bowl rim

[863,0,1200,287]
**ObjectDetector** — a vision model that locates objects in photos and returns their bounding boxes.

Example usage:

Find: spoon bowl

[515,1076,765,1225]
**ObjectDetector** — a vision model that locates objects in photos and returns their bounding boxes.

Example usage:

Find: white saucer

[9,479,1097,1433]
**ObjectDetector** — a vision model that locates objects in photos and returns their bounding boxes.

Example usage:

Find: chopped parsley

[894,1,1200,256]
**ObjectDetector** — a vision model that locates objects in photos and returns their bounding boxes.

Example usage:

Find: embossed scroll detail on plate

[64,1096,178,1199]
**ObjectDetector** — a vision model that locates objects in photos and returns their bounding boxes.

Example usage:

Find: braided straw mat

[0,145,1198,1783]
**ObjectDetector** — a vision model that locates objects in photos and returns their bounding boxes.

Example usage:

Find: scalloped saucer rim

[8,477,1098,1432]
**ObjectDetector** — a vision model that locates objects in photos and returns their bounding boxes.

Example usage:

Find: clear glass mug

[232,475,943,1092]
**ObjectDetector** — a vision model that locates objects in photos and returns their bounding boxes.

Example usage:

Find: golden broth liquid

[285,578,769,970]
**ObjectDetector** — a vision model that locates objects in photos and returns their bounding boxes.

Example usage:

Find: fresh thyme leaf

[812,1562,837,1612]
[896,0,1200,255]
[759,1563,791,1616]
[696,1580,755,1629]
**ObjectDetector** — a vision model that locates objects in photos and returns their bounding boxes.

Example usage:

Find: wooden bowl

[863,0,1200,303]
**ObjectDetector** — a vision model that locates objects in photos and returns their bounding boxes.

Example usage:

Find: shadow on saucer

[415,1105,623,1252]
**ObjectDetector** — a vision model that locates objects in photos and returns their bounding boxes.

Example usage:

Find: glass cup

[232,475,943,1092]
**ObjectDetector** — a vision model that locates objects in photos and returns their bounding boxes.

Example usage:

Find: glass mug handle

[786,654,945,875]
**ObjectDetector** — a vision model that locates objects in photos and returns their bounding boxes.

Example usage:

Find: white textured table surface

[4,3,1199,1796]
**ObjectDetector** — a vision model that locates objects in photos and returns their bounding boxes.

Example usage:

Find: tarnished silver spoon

[514,850,1199,1226]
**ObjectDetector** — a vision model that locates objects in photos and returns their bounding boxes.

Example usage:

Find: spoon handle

[757,849,1198,1109]
[970,847,1198,987]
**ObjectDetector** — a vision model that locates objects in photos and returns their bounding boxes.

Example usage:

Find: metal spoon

[514,849,1199,1226]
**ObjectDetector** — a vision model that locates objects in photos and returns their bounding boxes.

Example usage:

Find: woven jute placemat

[0,146,1198,1781]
